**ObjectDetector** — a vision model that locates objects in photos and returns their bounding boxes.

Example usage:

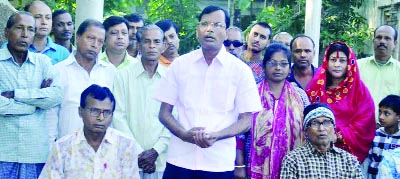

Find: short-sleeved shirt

[287,64,317,89]
[153,46,262,172]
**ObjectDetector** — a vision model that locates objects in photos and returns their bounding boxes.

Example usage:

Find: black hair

[6,11,34,29]
[198,5,230,29]
[326,43,349,59]
[103,16,129,32]
[76,19,104,36]
[123,13,144,24]
[52,9,70,19]
[374,25,398,41]
[80,84,116,112]
[290,34,316,50]
[262,42,291,69]
[253,22,272,39]
[379,95,400,115]
[155,19,179,34]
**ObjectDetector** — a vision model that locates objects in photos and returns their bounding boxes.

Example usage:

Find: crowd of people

[1,1,400,179]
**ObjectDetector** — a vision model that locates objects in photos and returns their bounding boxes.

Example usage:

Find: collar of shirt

[0,48,37,65]
[64,51,112,68]
[29,36,57,52]
[194,45,229,66]
[132,59,166,78]
[371,56,395,66]
[305,141,341,155]
[75,128,115,145]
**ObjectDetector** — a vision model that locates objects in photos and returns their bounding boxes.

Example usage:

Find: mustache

[378,43,387,48]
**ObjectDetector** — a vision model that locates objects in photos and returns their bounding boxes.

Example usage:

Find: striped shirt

[280,142,363,179]
[0,48,63,163]
[367,127,400,177]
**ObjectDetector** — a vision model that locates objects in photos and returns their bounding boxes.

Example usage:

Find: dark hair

[52,9,70,19]
[155,19,179,34]
[6,11,34,29]
[262,43,291,69]
[290,34,316,50]
[103,16,129,32]
[76,19,104,36]
[304,102,332,118]
[253,22,272,39]
[136,24,164,44]
[80,84,116,112]
[198,5,230,29]
[123,13,144,24]
[24,1,49,12]
[374,25,398,41]
[379,95,400,115]
[326,43,349,59]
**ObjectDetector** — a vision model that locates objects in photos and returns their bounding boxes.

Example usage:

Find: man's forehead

[293,37,313,48]
[129,21,144,27]
[13,14,35,26]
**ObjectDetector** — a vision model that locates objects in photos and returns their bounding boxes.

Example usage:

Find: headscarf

[306,41,375,162]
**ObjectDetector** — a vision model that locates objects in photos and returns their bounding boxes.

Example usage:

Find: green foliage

[250,0,371,57]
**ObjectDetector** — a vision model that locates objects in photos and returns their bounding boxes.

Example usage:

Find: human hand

[1,91,14,99]
[138,149,158,174]
[234,167,247,179]
[41,78,53,89]
[193,131,218,148]
[181,127,205,144]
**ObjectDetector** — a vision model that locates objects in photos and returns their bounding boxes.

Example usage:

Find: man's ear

[78,107,83,118]
[4,28,9,39]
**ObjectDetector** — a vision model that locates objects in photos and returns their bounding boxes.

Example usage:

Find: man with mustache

[113,24,169,179]
[287,34,317,89]
[241,22,272,84]
[52,10,74,53]
[156,19,180,67]
[124,13,145,58]
[24,1,69,64]
[47,19,116,145]
[100,16,137,71]
[154,6,261,179]
[358,25,400,126]
[224,26,244,58]
[0,11,63,178]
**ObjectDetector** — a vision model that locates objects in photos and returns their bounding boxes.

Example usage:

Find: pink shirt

[154,47,262,172]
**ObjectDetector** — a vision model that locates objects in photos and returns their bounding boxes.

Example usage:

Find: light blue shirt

[2,37,70,65]
[0,48,63,163]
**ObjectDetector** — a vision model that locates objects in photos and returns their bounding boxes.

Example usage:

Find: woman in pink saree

[306,41,375,162]
[248,43,306,179]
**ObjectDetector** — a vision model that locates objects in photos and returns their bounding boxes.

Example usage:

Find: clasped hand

[182,127,218,148]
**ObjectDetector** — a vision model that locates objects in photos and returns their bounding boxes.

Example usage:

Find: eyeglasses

[266,61,290,68]
[85,108,113,118]
[309,120,334,129]
[223,40,243,47]
[198,21,226,29]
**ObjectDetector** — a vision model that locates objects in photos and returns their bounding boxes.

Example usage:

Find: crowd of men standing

[1,0,400,179]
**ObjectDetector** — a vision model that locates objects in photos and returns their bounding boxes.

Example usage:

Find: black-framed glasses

[309,120,334,129]
[266,61,290,68]
[223,40,243,47]
[85,108,113,118]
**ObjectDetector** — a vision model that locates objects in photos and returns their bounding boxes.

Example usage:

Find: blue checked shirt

[280,142,363,179]
[0,48,63,163]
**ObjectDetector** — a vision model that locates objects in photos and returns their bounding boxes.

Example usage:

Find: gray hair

[227,26,243,41]
[136,24,165,44]
[273,32,293,41]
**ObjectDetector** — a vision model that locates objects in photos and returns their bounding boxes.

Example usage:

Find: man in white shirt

[154,5,262,179]
[48,19,116,143]
[113,24,169,179]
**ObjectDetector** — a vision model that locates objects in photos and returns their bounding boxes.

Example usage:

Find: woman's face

[327,51,348,80]
[265,51,290,83]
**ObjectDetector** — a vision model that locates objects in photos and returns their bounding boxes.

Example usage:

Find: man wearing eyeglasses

[154,5,262,179]
[280,102,363,178]
[224,26,244,58]
[40,84,140,179]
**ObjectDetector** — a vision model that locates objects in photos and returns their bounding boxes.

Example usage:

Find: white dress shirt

[154,47,262,172]
[48,53,116,141]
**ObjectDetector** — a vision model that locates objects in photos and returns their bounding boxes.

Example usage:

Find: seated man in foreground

[39,84,139,178]
[280,102,363,179]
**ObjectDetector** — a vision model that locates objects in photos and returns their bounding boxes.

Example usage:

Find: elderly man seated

[280,103,363,179]
[39,84,140,178]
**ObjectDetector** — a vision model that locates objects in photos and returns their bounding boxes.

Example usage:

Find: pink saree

[249,80,304,179]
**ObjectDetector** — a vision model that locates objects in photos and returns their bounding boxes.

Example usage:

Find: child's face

[379,106,400,128]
